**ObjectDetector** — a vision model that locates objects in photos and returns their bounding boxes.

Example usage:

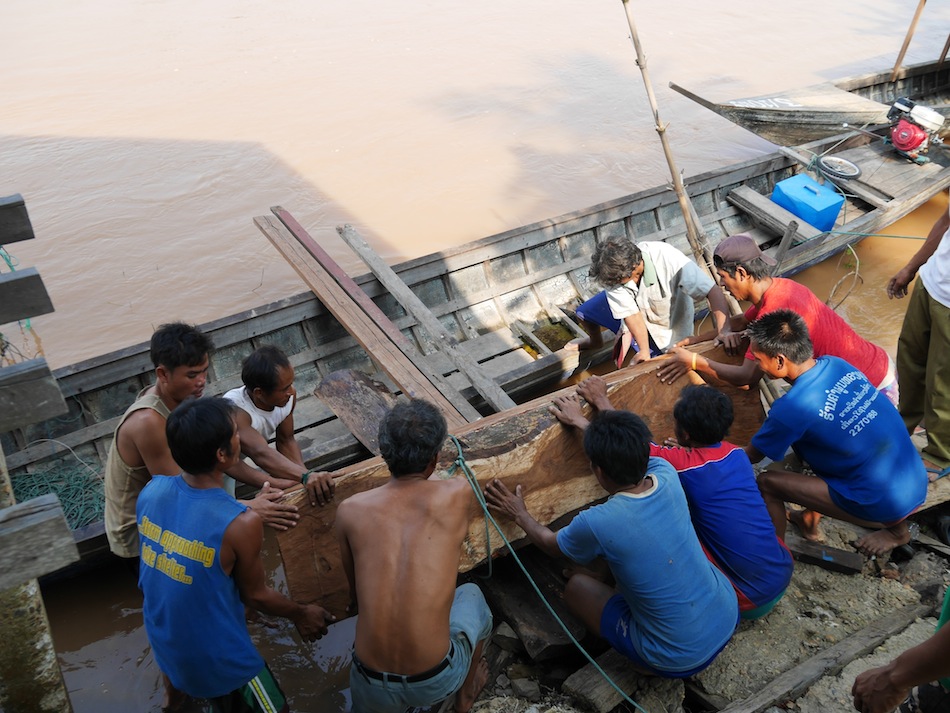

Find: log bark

[276,344,764,619]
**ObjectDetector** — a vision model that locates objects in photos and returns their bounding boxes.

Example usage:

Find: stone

[510,678,541,702]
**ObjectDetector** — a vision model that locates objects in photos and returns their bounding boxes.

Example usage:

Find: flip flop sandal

[926,465,950,480]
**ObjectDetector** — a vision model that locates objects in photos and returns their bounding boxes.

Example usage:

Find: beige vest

[103,389,171,558]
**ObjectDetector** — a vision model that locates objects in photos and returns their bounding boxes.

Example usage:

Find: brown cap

[713,233,776,266]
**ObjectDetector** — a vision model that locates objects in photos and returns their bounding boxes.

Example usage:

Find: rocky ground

[453,514,950,713]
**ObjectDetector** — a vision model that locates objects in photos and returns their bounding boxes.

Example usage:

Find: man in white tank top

[223,346,335,507]
[888,193,950,478]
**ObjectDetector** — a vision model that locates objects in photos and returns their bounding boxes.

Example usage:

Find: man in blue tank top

[745,310,927,558]
[137,398,334,713]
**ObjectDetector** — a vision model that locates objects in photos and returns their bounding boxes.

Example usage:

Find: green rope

[447,435,651,713]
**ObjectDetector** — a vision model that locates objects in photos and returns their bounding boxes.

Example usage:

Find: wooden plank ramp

[336,223,517,413]
[254,208,478,429]
[275,343,764,619]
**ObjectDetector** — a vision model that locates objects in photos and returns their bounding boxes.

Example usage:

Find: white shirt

[605,241,715,350]
[919,193,950,309]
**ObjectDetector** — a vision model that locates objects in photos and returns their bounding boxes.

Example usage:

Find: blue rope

[447,435,650,713]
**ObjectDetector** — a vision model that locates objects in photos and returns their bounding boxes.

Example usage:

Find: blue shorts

[599,594,734,678]
[349,583,493,712]
[576,292,662,357]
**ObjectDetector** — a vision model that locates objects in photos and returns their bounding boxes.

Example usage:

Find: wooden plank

[336,224,516,413]
[0,494,79,588]
[313,370,399,455]
[480,546,588,662]
[719,603,931,713]
[267,209,481,424]
[778,146,891,210]
[0,268,54,324]
[562,649,641,713]
[254,214,474,430]
[0,195,34,245]
[727,186,822,243]
[785,532,865,574]
[275,343,764,619]
[510,320,553,356]
[0,359,67,433]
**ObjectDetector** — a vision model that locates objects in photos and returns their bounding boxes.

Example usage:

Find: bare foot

[787,508,823,542]
[455,656,489,713]
[855,525,911,557]
[549,394,589,429]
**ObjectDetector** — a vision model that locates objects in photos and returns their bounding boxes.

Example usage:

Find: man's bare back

[337,474,474,674]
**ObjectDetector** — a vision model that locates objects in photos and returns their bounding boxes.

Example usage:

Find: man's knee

[757,470,785,499]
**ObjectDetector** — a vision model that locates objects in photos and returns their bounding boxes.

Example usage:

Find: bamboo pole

[939,31,950,66]
[0,447,72,713]
[619,0,715,279]
[891,0,926,82]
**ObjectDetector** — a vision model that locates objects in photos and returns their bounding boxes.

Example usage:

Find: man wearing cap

[656,233,897,405]
[566,238,732,367]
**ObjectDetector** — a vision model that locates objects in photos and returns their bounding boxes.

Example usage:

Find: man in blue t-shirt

[745,310,928,558]
[551,376,792,620]
[138,398,333,712]
[485,409,738,677]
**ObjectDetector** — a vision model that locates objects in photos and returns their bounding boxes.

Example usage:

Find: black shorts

[205,665,288,713]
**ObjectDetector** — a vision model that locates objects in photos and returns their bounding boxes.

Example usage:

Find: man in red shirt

[656,234,897,405]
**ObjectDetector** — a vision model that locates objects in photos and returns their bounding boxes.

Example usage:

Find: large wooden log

[276,343,764,619]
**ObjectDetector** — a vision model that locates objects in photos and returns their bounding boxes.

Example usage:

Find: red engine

[890,118,929,155]
[886,98,945,163]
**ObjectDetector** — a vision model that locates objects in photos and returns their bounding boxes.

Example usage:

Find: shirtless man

[744,311,927,556]
[104,323,300,568]
[336,399,492,712]
[223,345,334,507]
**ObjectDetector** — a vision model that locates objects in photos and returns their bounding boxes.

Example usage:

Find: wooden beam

[254,214,475,429]
[0,268,54,324]
[275,343,764,619]
[785,532,865,574]
[727,186,821,244]
[719,603,931,713]
[313,370,399,455]
[0,494,79,589]
[0,358,68,433]
[891,0,926,82]
[336,224,517,413]
[479,546,588,662]
[0,195,34,245]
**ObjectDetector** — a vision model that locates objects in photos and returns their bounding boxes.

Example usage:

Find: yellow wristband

[691,353,697,371]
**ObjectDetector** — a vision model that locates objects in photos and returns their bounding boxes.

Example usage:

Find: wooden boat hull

[671,59,950,146]
[5,129,950,572]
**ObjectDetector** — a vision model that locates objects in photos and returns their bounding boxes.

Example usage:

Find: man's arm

[623,313,653,364]
[126,410,181,476]
[852,624,950,713]
[887,209,950,299]
[744,444,766,464]
[706,284,731,336]
[655,347,762,386]
[233,410,335,506]
[274,403,304,467]
[484,480,562,558]
[224,510,334,641]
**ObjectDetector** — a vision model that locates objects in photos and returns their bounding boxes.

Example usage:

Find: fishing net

[11,459,104,530]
